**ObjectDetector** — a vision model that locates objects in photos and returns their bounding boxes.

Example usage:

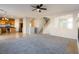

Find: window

[58,15,73,29]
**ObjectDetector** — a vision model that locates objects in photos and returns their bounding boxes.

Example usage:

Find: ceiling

[0,4,79,18]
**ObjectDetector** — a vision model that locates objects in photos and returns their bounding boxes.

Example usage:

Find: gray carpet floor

[0,34,78,54]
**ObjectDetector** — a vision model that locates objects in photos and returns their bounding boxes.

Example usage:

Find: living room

[0,4,79,54]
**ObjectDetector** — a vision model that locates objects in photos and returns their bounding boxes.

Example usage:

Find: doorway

[19,19,23,32]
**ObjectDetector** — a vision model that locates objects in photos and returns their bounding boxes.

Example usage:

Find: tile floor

[0,33,78,54]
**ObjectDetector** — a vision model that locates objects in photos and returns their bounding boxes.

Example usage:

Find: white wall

[43,12,78,39]
[22,12,78,40]
[23,17,30,34]
[23,17,35,34]
[15,18,20,32]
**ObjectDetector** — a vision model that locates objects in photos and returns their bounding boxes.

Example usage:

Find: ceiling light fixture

[31,4,47,13]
